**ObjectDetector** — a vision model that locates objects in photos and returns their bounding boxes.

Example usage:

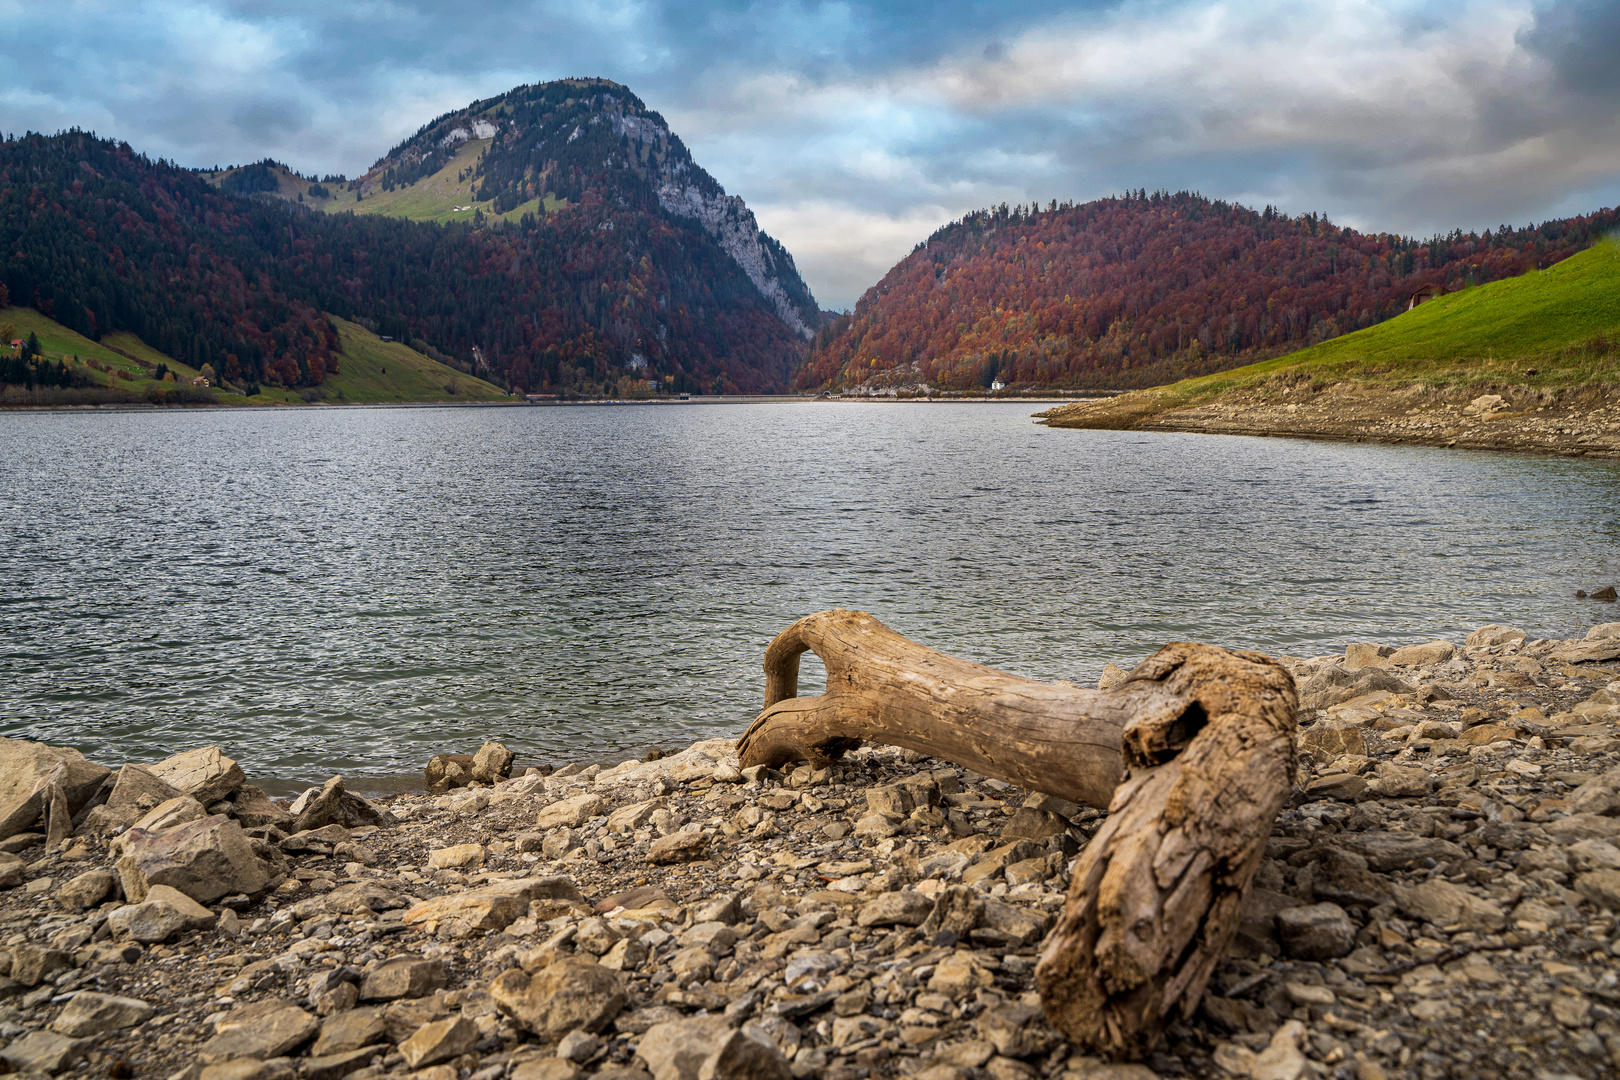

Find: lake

[2,402,1617,792]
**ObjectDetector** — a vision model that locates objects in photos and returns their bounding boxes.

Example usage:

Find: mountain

[1,79,820,397]
[1035,241,1620,456]
[797,191,1620,394]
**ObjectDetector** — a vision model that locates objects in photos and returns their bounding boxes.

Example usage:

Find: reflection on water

[2,402,1617,791]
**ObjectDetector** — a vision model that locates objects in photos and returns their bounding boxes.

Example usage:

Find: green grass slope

[321,140,564,225]
[1,307,509,405]
[1116,241,1620,409]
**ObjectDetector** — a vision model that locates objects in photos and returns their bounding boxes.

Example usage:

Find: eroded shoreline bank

[0,622,1618,1080]
[1038,383,1620,459]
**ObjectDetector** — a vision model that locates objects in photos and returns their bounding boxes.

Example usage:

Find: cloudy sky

[6,0,1619,309]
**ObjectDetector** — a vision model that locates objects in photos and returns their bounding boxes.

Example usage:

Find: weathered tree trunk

[736,609,1296,1058]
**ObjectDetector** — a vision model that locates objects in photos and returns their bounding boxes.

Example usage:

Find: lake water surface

[3,402,1617,791]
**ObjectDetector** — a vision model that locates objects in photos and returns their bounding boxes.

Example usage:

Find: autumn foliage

[798,191,1620,392]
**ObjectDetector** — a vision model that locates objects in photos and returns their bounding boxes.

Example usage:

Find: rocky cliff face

[370,78,820,341]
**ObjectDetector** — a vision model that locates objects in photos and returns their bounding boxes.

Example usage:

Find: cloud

[2,1,1619,309]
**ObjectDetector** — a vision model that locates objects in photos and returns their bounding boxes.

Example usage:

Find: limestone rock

[1299,722,1367,761]
[228,785,295,830]
[536,793,607,830]
[399,1015,478,1069]
[647,830,710,865]
[977,1002,1059,1059]
[106,764,184,814]
[1466,624,1526,647]
[359,956,447,1001]
[1587,621,1620,640]
[403,877,582,937]
[115,814,269,903]
[108,883,218,942]
[312,1006,388,1056]
[0,850,23,888]
[0,1029,92,1075]
[147,746,246,805]
[1388,641,1456,667]
[1369,763,1432,798]
[0,738,111,840]
[1276,902,1355,959]
[291,776,388,833]
[199,998,320,1063]
[976,897,1049,947]
[490,955,627,1039]
[1575,870,1620,911]
[131,795,208,833]
[10,943,73,986]
[1395,879,1505,931]
[424,754,475,793]
[1097,663,1130,691]
[999,807,1067,841]
[636,1015,791,1080]
[470,740,516,783]
[56,868,117,912]
[52,991,154,1036]
[1343,643,1394,671]
[856,890,934,928]
[426,843,485,870]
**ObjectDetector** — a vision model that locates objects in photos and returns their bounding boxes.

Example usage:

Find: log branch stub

[736,609,1298,1059]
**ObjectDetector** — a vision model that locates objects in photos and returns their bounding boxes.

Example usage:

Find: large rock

[636,1016,791,1080]
[1296,666,1414,712]
[312,1007,388,1056]
[402,877,584,938]
[470,741,516,784]
[228,785,295,831]
[115,815,270,904]
[490,956,627,1040]
[1467,624,1527,647]
[1337,834,1468,872]
[1298,722,1367,761]
[1551,638,1620,664]
[424,754,476,794]
[0,738,111,840]
[57,868,118,912]
[52,991,154,1036]
[1388,641,1457,667]
[0,1030,92,1075]
[1588,622,1620,640]
[1276,903,1355,960]
[856,890,934,928]
[1394,879,1506,931]
[106,764,184,814]
[131,795,208,833]
[146,746,246,805]
[108,883,218,942]
[535,793,606,830]
[291,776,389,833]
[399,1016,477,1070]
[1575,870,1620,911]
[199,999,319,1063]
[647,830,710,865]
[359,957,446,1001]
[977,1002,1060,1059]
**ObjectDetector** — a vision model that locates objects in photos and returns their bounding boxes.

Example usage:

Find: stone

[229,785,295,830]
[1276,903,1355,960]
[512,1060,582,1080]
[999,807,1067,841]
[1467,624,1527,647]
[302,1047,382,1080]
[0,850,23,887]
[0,738,111,840]
[10,943,71,986]
[976,897,1048,946]
[601,936,650,971]
[0,1029,92,1075]
[1338,833,1468,873]
[399,1016,478,1069]
[197,1061,296,1080]
[536,793,606,830]
[470,740,516,783]
[856,890,934,927]
[1552,638,1620,663]
[636,1015,792,1080]
[1343,643,1394,671]
[1396,881,1507,933]
[108,883,218,942]
[607,798,667,832]
[426,843,485,870]
[1587,622,1620,640]
[424,754,475,793]
[1574,870,1620,911]
[1097,663,1130,690]
[922,885,985,938]
[491,956,628,1040]
[928,953,996,998]
[293,880,410,918]
[56,868,117,911]
[1302,773,1366,801]
[647,830,710,864]
[404,877,581,937]
[360,956,447,1001]
[131,794,208,833]
[557,1030,602,1063]
[1299,722,1367,761]
[52,990,154,1036]
[1388,641,1457,667]
[978,1003,1059,1059]
[291,776,388,833]
[1370,762,1432,797]
[147,746,246,805]
[105,763,184,814]
[1251,1020,1307,1080]
[199,998,320,1063]
[116,814,268,904]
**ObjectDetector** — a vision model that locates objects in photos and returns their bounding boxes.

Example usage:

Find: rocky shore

[1,621,1619,1080]
[1037,383,1620,458]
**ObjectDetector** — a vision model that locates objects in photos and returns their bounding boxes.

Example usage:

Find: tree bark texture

[736,609,1297,1058]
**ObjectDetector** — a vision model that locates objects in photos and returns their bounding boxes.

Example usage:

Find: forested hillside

[798,191,1620,392]
[0,86,818,397]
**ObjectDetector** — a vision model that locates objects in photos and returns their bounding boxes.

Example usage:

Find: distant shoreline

[0,394,1109,414]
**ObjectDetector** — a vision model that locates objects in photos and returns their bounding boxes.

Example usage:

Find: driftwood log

[736,609,1297,1058]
